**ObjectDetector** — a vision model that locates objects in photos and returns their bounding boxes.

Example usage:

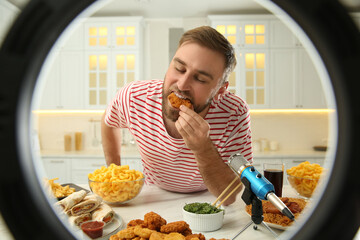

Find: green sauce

[184,202,223,214]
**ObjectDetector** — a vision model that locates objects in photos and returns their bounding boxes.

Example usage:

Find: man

[101,26,253,205]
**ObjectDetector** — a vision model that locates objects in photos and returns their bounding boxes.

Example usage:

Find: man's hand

[174,105,241,205]
[174,105,211,154]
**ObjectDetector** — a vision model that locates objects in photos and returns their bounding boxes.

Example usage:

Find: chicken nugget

[144,211,167,231]
[164,232,186,240]
[168,92,192,109]
[160,221,192,235]
[150,232,167,240]
[181,229,192,237]
[185,234,205,240]
[209,239,230,240]
[109,235,120,240]
[115,226,136,239]
[128,219,146,228]
[134,225,157,238]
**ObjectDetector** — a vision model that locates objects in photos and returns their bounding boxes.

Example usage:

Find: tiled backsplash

[33,110,332,153]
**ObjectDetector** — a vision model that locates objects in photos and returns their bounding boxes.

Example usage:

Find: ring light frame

[0,0,359,239]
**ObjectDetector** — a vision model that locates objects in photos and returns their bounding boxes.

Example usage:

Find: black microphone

[228,153,295,221]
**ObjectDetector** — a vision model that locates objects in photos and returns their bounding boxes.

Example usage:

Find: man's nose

[177,73,192,91]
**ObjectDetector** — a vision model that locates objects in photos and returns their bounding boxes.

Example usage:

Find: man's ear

[214,81,229,100]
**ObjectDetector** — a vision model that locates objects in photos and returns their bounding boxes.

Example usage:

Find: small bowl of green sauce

[182,202,225,232]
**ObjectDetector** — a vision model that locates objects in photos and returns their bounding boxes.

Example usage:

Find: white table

[0,184,300,240]
[101,184,300,240]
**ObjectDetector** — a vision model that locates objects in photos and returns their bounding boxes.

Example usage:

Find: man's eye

[194,76,206,83]
[176,67,185,73]
[195,76,206,83]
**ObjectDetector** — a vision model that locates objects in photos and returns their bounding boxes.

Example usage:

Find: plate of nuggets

[245,197,307,230]
[110,211,229,240]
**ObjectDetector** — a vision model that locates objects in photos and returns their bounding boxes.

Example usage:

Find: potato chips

[286,161,324,198]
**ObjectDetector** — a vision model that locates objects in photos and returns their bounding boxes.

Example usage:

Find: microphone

[228,153,295,221]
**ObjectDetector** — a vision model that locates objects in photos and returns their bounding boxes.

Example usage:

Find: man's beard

[162,88,213,122]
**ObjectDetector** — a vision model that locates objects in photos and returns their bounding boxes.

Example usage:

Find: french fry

[45,178,75,198]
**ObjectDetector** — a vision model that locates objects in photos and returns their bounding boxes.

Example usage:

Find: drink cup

[263,163,284,197]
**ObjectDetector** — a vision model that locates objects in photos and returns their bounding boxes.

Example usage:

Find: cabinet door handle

[50,160,64,163]
[293,160,306,163]
[91,164,104,167]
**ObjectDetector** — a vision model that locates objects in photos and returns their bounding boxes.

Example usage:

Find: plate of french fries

[45,178,89,200]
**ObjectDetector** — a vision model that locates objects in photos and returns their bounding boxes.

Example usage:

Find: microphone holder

[232,177,279,240]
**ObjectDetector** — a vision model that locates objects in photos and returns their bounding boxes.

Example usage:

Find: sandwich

[68,212,92,227]
[92,202,115,224]
[71,194,102,216]
[56,190,87,212]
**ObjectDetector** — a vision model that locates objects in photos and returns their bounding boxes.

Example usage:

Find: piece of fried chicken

[144,211,167,231]
[168,92,192,109]
[160,221,192,236]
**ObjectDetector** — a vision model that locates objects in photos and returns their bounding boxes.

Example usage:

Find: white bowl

[182,207,225,232]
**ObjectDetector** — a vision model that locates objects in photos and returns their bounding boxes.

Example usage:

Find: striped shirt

[104,79,253,192]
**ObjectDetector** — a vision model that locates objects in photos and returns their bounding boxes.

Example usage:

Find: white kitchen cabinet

[38,52,61,109]
[313,158,325,167]
[39,51,85,109]
[269,19,301,48]
[209,15,327,109]
[85,49,140,109]
[209,15,271,109]
[209,15,270,49]
[237,49,270,108]
[71,157,106,184]
[269,19,326,109]
[41,156,142,185]
[42,157,72,183]
[297,49,327,108]
[252,158,266,174]
[270,48,326,109]
[84,17,143,51]
[253,157,283,174]
[269,49,297,108]
[83,17,143,109]
[122,157,143,173]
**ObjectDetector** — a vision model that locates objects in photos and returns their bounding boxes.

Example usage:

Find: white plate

[245,212,288,230]
[78,214,125,240]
